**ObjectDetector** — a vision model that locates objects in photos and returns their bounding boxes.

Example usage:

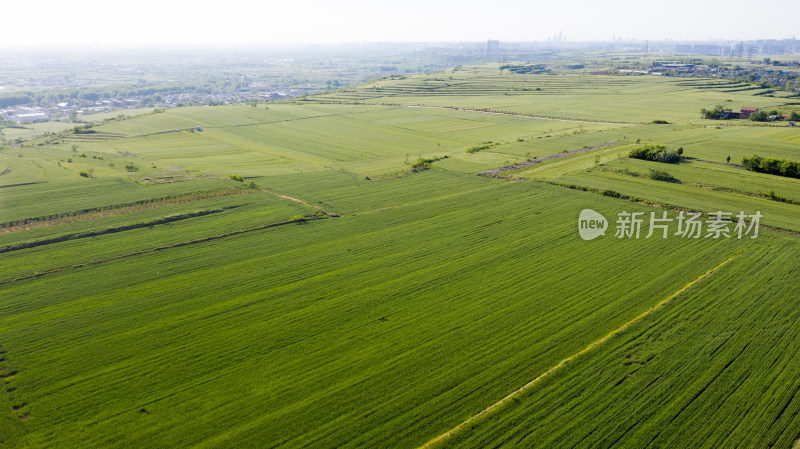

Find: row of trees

[0,79,245,109]
[741,155,800,179]
[749,110,800,122]
[700,105,732,120]
[629,144,683,164]
[701,105,800,122]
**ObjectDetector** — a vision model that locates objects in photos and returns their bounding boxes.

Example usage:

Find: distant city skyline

[2,0,797,49]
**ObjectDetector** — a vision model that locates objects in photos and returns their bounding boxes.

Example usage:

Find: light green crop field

[1,66,799,449]
[310,65,794,123]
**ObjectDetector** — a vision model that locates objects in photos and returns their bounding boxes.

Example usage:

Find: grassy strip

[0,208,231,254]
[478,142,620,178]
[543,179,800,236]
[598,167,800,205]
[0,187,257,233]
[364,156,448,181]
[0,214,331,285]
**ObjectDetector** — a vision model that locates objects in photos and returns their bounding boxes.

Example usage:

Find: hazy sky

[3,0,796,48]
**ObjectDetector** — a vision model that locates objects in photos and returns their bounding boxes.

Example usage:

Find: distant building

[10,113,48,123]
[486,40,499,56]
[740,107,758,119]
[15,106,42,115]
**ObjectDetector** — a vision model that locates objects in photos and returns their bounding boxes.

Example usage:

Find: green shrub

[649,169,679,183]
[629,144,681,163]
[228,174,244,182]
[466,143,494,154]
[411,155,447,170]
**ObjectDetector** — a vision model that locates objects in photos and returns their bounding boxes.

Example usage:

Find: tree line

[629,144,683,163]
[741,155,800,179]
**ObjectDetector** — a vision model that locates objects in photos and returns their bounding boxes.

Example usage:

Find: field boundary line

[418,251,741,449]
[0,187,257,234]
[0,208,233,254]
[403,105,640,125]
[0,215,331,286]
[543,180,800,237]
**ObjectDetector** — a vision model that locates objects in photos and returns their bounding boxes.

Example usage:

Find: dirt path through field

[278,194,339,217]
[477,141,620,178]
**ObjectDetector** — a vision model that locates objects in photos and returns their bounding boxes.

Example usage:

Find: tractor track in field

[417,251,741,449]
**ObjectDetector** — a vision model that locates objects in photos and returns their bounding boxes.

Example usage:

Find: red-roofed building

[740,107,759,119]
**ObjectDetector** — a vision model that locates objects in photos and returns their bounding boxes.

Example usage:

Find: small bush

[649,169,679,183]
[228,174,244,182]
[411,155,447,170]
[629,144,681,164]
[466,143,494,154]
[764,190,790,202]
[125,163,138,172]
[651,120,670,124]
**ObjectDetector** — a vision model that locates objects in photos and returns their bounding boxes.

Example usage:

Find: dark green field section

[439,239,800,449]
[0,174,747,448]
